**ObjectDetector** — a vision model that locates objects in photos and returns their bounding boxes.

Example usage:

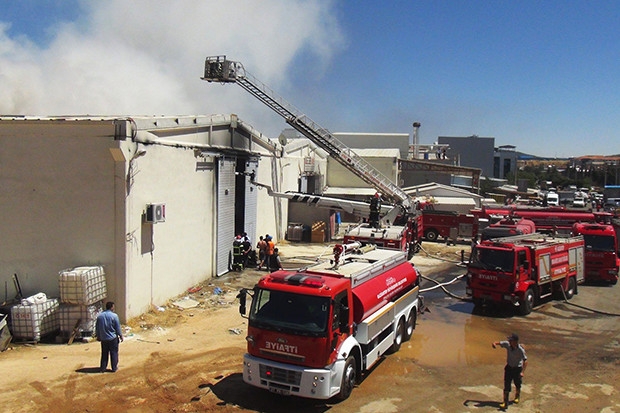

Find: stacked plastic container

[58,266,106,338]
[59,301,103,338]
[10,295,60,342]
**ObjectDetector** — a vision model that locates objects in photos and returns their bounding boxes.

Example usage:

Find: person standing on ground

[271,247,283,271]
[492,333,527,409]
[242,236,253,269]
[265,235,275,272]
[256,235,267,270]
[96,301,123,372]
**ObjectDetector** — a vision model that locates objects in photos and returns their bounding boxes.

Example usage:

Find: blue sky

[1,1,618,157]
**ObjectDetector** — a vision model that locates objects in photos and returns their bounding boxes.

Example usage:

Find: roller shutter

[217,157,236,276]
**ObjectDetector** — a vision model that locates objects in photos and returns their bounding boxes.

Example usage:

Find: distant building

[438,135,495,177]
[494,145,518,180]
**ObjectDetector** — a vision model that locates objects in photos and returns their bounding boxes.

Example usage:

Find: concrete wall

[326,150,399,188]
[334,133,410,160]
[0,120,119,312]
[122,142,216,319]
[0,116,282,322]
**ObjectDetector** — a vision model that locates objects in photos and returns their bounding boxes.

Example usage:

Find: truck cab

[572,222,619,284]
[467,242,534,314]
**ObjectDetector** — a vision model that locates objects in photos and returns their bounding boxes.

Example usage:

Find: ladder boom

[202,55,413,211]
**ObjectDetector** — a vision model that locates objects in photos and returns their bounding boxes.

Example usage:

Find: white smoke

[0,0,344,136]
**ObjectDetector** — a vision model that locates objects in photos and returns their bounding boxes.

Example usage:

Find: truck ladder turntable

[201,55,412,211]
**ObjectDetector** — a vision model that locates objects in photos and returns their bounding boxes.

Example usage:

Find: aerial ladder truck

[201,55,421,256]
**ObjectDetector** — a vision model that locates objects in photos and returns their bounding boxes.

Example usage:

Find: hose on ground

[420,273,471,301]
[560,285,620,317]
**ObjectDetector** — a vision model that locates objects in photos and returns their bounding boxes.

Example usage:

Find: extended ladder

[201,55,413,211]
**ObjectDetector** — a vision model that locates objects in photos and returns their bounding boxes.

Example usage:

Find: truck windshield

[470,247,514,273]
[583,235,616,252]
[249,289,330,337]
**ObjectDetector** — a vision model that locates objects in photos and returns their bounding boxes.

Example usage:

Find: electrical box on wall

[145,203,166,223]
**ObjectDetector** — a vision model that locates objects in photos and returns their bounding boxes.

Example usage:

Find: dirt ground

[0,241,619,413]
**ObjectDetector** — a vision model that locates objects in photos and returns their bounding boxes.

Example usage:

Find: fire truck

[466,234,585,315]
[474,206,614,235]
[236,242,420,400]
[572,222,619,284]
[201,55,422,258]
[480,217,536,241]
[420,210,478,242]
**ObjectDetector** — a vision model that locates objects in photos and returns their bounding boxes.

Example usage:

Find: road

[0,242,618,412]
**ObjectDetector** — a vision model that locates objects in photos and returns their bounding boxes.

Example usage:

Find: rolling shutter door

[216,157,236,276]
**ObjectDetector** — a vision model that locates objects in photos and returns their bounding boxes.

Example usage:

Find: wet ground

[0,241,618,412]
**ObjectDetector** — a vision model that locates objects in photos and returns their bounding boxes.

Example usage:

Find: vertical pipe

[412,122,421,160]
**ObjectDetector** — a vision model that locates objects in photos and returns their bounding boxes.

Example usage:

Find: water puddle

[402,304,508,367]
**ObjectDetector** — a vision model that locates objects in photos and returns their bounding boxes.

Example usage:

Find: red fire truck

[572,222,619,285]
[343,214,422,259]
[420,210,478,242]
[236,242,420,400]
[466,234,585,315]
[480,217,536,241]
[474,206,614,234]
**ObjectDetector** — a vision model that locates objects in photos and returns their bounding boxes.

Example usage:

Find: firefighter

[492,333,528,409]
[232,235,244,271]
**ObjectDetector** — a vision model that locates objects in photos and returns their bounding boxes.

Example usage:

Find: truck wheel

[390,318,405,353]
[404,309,416,341]
[424,229,439,242]
[519,288,535,316]
[336,356,356,401]
[564,277,577,300]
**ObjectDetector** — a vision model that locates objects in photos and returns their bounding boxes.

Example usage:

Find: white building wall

[326,154,399,188]
[123,142,215,318]
[0,121,119,309]
[0,115,282,322]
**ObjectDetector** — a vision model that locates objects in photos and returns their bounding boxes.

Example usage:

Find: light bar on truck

[268,273,325,288]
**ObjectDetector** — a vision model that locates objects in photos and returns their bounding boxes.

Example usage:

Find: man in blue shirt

[96,301,123,372]
[493,333,527,410]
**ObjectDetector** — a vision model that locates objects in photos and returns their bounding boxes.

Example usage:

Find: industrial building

[0,115,305,321]
[0,115,495,324]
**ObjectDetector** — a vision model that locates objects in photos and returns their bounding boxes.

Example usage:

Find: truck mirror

[237,289,247,315]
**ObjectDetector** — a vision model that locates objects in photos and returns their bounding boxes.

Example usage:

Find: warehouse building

[0,114,298,321]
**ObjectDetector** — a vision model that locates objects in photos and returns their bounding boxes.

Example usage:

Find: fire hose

[560,286,620,317]
[420,273,471,301]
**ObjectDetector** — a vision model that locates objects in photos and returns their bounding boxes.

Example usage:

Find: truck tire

[336,356,356,401]
[404,309,416,341]
[424,229,439,242]
[389,318,405,353]
[519,288,535,315]
[564,277,577,300]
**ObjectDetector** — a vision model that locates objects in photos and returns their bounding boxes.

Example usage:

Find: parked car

[572,197,585,208]
[546,192,560,206]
